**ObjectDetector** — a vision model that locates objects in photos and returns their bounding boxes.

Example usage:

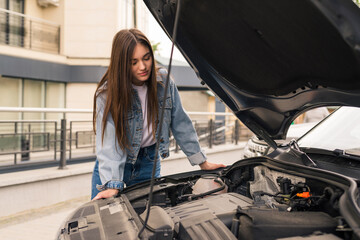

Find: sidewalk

[0,142,245,240]
[0,196,89,240]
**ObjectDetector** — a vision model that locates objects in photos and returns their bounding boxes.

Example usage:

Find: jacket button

[160,138,164,143]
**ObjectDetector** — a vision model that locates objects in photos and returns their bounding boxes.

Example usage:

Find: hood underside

[145,0,360,142]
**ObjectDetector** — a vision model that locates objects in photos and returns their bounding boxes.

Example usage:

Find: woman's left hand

[92,189,119,201]
[199,161,226,170]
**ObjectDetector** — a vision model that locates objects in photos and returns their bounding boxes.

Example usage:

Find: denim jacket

[96,69,207,191]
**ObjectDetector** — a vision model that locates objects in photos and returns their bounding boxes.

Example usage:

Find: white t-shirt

[132,83,156,147]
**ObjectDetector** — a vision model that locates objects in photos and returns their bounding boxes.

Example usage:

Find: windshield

[298,107,360,157]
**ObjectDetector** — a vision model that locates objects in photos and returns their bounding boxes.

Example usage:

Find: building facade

[0,0,221,123]
[0,0,149,121]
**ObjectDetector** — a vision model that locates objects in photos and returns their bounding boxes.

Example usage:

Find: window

[0,76,21,120]
[45,81,65,120]
[0,0,25,47]
[0,76,66,121]
[23,79,45,120]
[119,0,135,29]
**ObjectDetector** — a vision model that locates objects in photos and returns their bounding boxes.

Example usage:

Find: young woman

[91,29,225,200]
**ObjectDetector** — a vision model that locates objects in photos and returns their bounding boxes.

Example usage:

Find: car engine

[58,161,356,240]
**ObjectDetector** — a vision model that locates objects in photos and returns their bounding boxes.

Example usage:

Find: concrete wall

[0,144,244,218]
[180,91,213,121]
[24,0,44,19]
[63,0,119,58]
[24,0,123,58]
[24,0,64,25]
[66,83,97,108]
[0,164,92,217]
[65,83,97,120]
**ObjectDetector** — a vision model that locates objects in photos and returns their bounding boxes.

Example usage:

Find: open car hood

[145,0,360,144]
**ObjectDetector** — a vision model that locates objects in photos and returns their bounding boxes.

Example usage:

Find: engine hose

[324,187,337,205]
[178,177,226,201]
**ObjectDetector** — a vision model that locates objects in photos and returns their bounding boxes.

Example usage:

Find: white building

[0,0,147,120]
[0,0,223,123]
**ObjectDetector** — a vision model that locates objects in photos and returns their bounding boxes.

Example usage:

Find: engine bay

[59,161,358,240]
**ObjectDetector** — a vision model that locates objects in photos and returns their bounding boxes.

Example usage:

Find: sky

[146,9,187,62]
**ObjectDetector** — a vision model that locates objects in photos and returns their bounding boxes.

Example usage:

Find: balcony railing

[0,8,60,54]
[0,107,253,171]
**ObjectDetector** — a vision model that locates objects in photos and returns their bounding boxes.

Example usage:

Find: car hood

[144,0,360,145]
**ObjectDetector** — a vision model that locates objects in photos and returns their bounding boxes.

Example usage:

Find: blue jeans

[91,143,161,199]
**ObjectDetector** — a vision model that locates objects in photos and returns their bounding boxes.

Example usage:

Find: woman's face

[131,43,153,86]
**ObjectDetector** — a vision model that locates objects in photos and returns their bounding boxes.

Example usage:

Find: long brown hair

[93,29,158,150]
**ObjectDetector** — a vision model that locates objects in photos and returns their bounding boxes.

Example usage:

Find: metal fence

[0,107,253,171]
[0,8,60,53]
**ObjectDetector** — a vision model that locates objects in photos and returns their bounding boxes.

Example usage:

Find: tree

[151,42,161,55]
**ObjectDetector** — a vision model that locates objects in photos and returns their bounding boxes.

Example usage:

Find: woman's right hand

[92,189,119,200]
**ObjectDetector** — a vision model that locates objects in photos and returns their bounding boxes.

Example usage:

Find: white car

[243,121,318,158]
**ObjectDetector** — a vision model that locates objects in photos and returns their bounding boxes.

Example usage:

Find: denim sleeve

[95,95,126,191]
[169,80,207,166]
